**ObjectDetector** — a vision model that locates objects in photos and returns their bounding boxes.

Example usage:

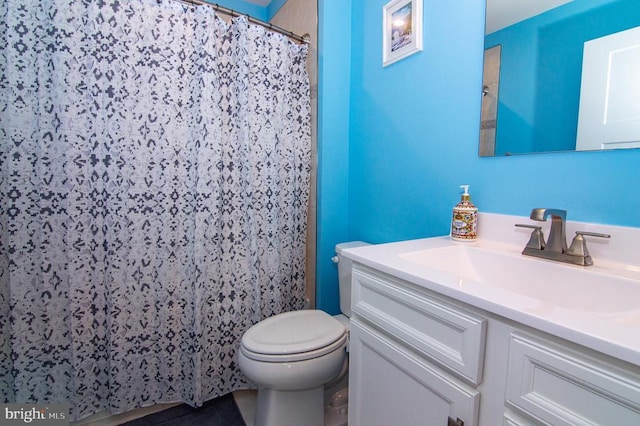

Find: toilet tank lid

[335,241,370,254]
[241,310,346,355]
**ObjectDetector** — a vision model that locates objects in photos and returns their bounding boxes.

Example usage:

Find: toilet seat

[241,310,347,363]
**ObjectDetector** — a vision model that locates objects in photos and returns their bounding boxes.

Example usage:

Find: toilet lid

[241,310,346,357]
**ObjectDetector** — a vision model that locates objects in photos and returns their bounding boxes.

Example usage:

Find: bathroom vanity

[343,213,640,426]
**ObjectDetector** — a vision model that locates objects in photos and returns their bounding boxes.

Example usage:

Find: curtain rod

[175,0,310,44]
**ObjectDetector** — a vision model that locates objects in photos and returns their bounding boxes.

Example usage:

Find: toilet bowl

[238,310,348,426]
[238,242,369,426]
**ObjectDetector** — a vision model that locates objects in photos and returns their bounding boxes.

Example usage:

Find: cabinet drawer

[351,266,486,385]
[506,333,640,425]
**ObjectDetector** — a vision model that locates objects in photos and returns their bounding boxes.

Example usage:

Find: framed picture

[382,0,423,67]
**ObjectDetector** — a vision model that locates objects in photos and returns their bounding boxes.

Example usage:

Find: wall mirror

[480,0,640,157]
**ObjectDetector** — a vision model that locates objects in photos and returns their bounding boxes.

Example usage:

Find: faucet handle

[567,231,611,265]
[515,224,546,250]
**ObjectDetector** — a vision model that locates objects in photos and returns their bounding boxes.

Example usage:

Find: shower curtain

[0,0,310,420]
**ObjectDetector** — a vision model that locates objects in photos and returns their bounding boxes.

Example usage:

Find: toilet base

[325,387,348,426]
[255,386,324,426]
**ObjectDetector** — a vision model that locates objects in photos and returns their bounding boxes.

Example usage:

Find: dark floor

[121,394,246,426]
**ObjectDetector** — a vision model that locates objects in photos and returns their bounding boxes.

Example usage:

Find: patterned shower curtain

[0,0,310,420]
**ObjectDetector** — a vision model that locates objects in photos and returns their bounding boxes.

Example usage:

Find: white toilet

[238,241,368,426]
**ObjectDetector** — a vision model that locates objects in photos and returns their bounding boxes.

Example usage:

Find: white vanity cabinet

[348,263,640,426]
[348,265,486,426]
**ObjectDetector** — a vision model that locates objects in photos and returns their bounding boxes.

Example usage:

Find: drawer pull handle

[448,416,464,426]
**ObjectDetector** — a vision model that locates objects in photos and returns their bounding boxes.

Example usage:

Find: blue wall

[317,0,640,314]
[267,0,288,19]
[316,0,352,313]
[211,0,267,21]
[211,0,287,21]
[485,0,639,155]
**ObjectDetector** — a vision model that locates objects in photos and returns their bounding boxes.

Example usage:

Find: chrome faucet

[516,208,610,266]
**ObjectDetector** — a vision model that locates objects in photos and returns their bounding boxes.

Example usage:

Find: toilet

[238,241,369,426]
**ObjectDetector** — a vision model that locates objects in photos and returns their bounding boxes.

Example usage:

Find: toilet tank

[334,241,370,317]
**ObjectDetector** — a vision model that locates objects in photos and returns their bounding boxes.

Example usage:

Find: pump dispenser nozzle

[460,185,471,202]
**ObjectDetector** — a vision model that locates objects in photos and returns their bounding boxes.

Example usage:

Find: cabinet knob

[448,417,464,426]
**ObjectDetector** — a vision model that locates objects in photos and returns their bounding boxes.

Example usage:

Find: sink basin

[399,245,640,315]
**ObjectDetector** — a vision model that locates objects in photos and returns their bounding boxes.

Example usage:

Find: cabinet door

[349,320,479,426]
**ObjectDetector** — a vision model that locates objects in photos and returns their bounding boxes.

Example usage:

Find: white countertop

[341,213,640,367]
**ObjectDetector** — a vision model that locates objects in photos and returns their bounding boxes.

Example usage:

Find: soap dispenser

[451,185,478,241]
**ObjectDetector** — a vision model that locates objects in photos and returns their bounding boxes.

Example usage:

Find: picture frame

[382,0,423,67]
